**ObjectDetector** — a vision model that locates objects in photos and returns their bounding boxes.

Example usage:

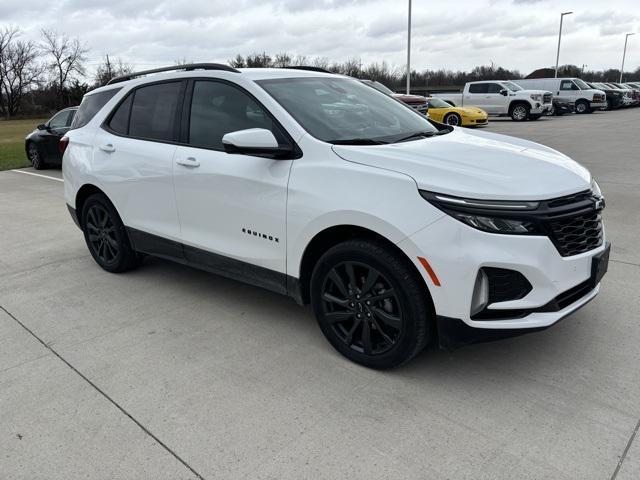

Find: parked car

[431,80,552,121]
[62,64,609,369]
[602,83,634,107]
[609,82,640,106]
[514,78,607,114]
[550,96,575,115]
[361,79,429,114]
[425,97,488,126]
[24,107,78,169]
[585,82,624,110]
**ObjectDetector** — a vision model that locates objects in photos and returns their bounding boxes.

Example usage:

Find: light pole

[620,33,635,83]
[555,11,573,78]
[406,0,412,94]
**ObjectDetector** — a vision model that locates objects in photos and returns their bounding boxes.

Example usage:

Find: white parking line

[10,169,64,182]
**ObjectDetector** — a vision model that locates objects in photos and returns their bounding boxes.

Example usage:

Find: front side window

[469,83,488,94]
[48,110,73,129]
[486,83,504,94]
[129,82,182,142]
[258,77,437,144]
[188,81,277,150]
[560,80,578,91]
[72,88,121,129]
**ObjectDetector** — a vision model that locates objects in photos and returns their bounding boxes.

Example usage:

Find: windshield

[574,79,590,89]
[503,81,522,92]
[427,98,452,108]
[258,77,437,144]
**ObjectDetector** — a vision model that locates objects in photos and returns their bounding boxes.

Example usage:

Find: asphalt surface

[1,109,639,479]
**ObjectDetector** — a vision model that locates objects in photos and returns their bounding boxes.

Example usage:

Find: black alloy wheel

[311,239,432,369]
[86,204,120,266]
[81,193,139,273]
[320,261,402,355]
[444,112,461,126]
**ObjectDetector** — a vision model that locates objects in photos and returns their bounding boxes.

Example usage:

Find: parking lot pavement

[1,108,639,479]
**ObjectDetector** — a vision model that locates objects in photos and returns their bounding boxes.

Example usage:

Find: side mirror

[222,128,293,158]
[499,89,508,96]
[37,123,47,130]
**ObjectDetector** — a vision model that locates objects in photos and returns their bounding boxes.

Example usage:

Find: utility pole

[106,54,112,81]
[406,0,412,94]
[555,11,573,78]
[620,33,635,83]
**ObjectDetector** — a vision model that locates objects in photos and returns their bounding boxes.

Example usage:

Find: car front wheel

[27,143,45,170]
[444,112,461,126]
[310,239,432,369]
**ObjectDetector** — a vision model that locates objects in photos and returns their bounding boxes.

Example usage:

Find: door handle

[176,157,200,168]
[99,143,115,153]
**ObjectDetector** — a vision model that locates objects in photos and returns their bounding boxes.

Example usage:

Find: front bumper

[530,103,553,114]
[591,101,608,109]
[398,214,608,334]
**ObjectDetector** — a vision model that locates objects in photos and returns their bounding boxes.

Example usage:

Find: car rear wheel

[310,239,432,369]
[81,193,140,273]
[27,143,45,170]
[510,103,530,121]
[444,112,461,126]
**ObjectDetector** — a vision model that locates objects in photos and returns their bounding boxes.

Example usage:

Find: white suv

[63,64,609,369]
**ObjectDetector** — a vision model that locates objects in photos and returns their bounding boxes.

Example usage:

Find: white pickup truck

[432,80,553,121]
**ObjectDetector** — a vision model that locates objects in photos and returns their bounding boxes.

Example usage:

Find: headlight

[530,94,542,101]
[420,191,542,235]
[591,178,602,198]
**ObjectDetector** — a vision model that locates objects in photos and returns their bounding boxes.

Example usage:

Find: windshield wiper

[328,138,388,145]
[393,131,437,143]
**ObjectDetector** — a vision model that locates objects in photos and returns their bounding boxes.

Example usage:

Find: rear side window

[108,94,133,135]
[129,82,182,142]
[469,83,488,94]
[72,88,121,129]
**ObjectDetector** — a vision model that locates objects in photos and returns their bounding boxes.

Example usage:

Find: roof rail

[280,66,333,74]
[106,63,240,85]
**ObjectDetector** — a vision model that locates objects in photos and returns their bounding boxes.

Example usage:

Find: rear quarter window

[71,88,122,129]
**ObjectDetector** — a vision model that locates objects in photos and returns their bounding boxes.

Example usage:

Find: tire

[529,114,541,121]
[606,99,612,110]
[444,112,462,126]
[510,103,530,121]
[310,239,432,369]
[27,143,45,170]
[575,100,590,114]
[81,193,139,273]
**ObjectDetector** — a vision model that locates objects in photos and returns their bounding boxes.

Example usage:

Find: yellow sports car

[426,97,488,127]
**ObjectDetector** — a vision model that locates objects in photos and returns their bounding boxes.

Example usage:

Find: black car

[587,82,623,110]
[24,107,78,169]
[550,97,575,116]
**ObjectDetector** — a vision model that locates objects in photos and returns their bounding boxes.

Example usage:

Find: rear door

[172,79,293,283]
[465,83,490,110]
[92,80,185,253]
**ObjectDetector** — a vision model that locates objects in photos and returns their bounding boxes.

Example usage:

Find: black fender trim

[67,204,81,229]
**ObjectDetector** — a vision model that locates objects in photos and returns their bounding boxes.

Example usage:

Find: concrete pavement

[1,108,639,479]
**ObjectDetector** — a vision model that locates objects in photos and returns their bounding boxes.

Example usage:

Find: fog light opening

[470,269,489,317]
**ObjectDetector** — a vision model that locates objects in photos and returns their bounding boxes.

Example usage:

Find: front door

[172,79,293,286]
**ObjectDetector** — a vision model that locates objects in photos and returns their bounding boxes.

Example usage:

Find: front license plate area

[591,242,611,287]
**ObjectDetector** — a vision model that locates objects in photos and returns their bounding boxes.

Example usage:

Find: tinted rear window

[129,82,182,142]
[71,88,121,129]
[108,94,133,135]
[469,83,488,94]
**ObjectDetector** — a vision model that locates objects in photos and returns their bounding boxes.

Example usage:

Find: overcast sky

[2,0,638,77]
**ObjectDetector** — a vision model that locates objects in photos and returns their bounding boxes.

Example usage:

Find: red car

[361,80,429,115]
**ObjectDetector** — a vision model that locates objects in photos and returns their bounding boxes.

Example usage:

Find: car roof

[86,67,342,96]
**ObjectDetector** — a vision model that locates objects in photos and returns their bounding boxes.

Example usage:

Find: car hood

[456,106,486,115]
[392,93,427,104]
[331,128,591,201]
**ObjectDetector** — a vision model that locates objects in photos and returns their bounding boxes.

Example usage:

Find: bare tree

[0,27,42,117]
[39,29,88,107]
[94,54,132,86]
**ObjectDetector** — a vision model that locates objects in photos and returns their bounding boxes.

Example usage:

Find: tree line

[2,29,639,119]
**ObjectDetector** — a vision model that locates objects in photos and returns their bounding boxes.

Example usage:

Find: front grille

[548,211,603,256]
[543,93,552,103]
